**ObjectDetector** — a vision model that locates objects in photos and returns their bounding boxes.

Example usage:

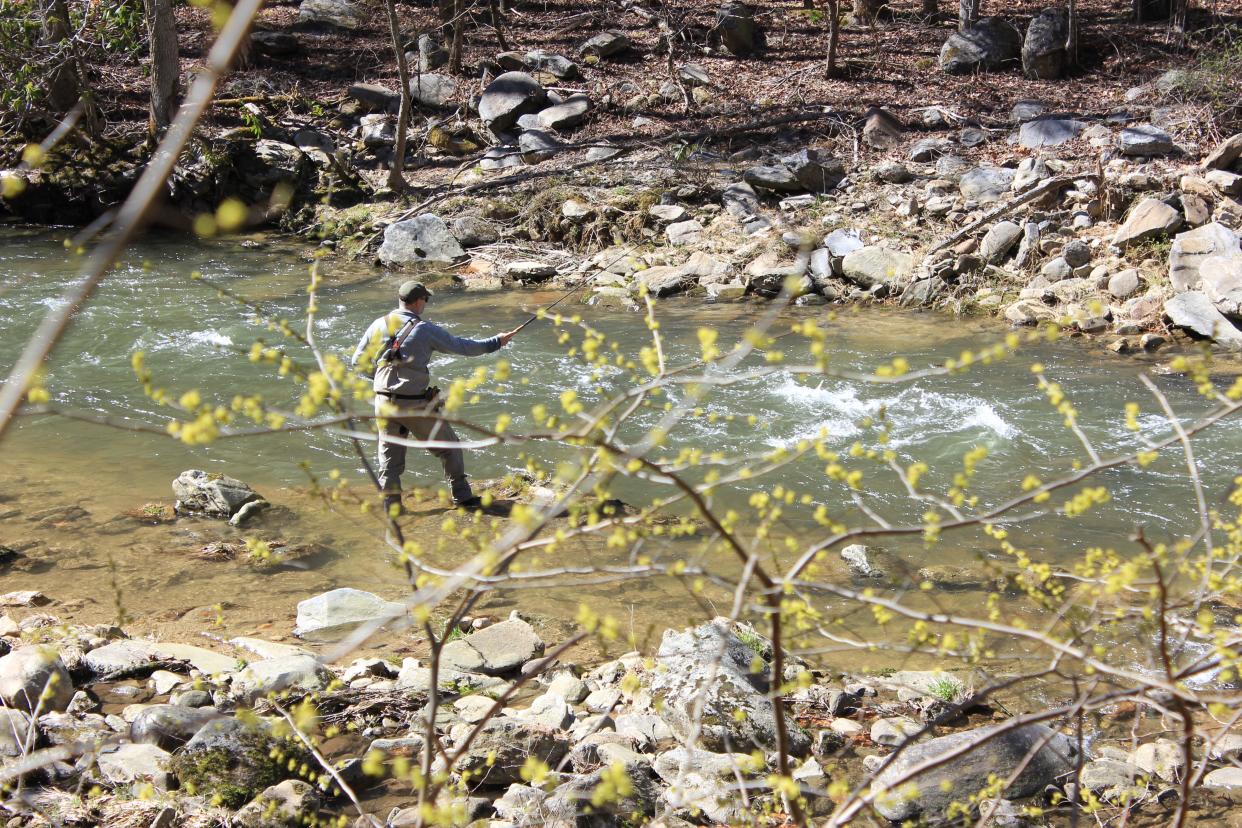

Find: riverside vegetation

[5,1,1242,826]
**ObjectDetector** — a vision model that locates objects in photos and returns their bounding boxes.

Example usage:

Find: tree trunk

[385,0,412,192]
[958,0,979,31]
[143,0,180,135]
[43,0,81,112]
[922,0,938,17]
[487,0,509,51]
[449,0,466,75]
[1066,0,1077,68]
[824,0,840,76]
[853,0,881,24]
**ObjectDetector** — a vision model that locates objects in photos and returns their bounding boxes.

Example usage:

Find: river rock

[1081,758,1141,797]
[648,618,811,755]
[479,72,547,132]
[653,747,757,824]
[1201,255,1242,311]
[408,73,457,108]
[1062,239,1092,267]
[1112,198,1182,247]
[871,716,921,746]
[1022,8,1069,78]
[458,719,569,786]
[910,138,955,162]
[480,145,523,171]
[173,718,304,808]
[1109,269,1141,298]
[1132,738,1184,782]
[1169,222,1241,290]
[1205,767,1242,788]
[960,166,1016,202]
[452,216,499,248]
[667,220,704,245]
[378,214,467,267]
[294,588,406,642]
[874,160,911,184]
[234,779,320,827]
[172,470,261,519]
[940,17,1022,74]
[245,140,308,187]
[526,49,579,80]
[230,655,331,705]
[870,723,1077,822]
[130,704,221,751]
[1120,124,1175,156]
[782,148,845,192]
[744,164,801,193]
[842,246,914,289]
[0,708,32,756]
[980,220,1023,263]
[1165,291,1242,346]
[83,639,166,677]
[1019,117,1085,148]
[297,0,361,30]
[1204,133,1242,171]
[443,617,544,676]
[862,107,902,150]
[840,544,887,579]
[581,30,630,58]
[537,94,591,132]
[0,647,72,712]
[97,742,172,789]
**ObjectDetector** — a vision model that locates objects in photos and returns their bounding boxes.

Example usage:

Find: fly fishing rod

[510,245,637,335]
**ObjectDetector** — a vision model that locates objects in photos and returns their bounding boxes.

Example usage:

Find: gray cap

[398,280,431,302]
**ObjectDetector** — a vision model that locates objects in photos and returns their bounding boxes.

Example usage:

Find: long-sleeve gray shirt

[352,309,501,396]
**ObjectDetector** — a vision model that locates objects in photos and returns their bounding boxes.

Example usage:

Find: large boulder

[1203,133,1242,172]
[172,718,309,809]
[1120,124,1175,157]
[297,0,361,30]
[1018,117,1084,148]
[536,94,591,132]
[457,719,569,786]
[1201,254,1242,312]
[782,148,845,192]
[580,30,631,59]
[869,723,1078,822]
[842,246,914,289]
[0,646,72,712]
[478,72,547,133]
[440,617,544,676]
[408,74,457,108]
[377,215,467,268]
[960,166,1017,202]
[1164,292,1242,347]
[97,743,173,790]
[1022,8,1070,79]
[234,779,321,828]
[130,704,222,751]
[940,17,1022,74]
[1169,222,1241,291]
[1112,198,1182,247]
[294,587,406,642]
[231,655,332,705]
[648,618,811,755]
[0,708,32,757]
[172,470,262,519]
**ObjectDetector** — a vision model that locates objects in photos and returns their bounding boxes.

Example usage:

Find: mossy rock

[171,719,311,809]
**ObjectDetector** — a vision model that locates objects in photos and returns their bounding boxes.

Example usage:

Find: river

[1,227,1237,678]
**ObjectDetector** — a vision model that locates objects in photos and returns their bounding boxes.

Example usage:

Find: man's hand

[498,327,522,347]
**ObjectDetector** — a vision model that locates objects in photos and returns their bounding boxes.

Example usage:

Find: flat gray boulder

[980,220,1023,263]
[1112,197,1182,247]
[231,655,332,705]
[294,587,407,641]
[1169,221,1241,291]
[842,246,914,289]
[940,17,1021,74]
[1165,291,1242,347]
[98,743,172,789]
[378,214,467,267]
[580,30,630,58]
[1120,124,1175,156]
[1022,8,1069,79]
[0,647,72,712]
[297,0,361,30]
[479,71,546,132]
[649,618,811,755]
[537,94,591,131]
[744,164,801,193]
[960,166,1016,202]
[1018,117,1084,148]
[457,719,569,785]
[870,723,1078,822]
[443,617,543,675]
[173,469,262,519]
[409,74,457,108]
[130,704,223,750]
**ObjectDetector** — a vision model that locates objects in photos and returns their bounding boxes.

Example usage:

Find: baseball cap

[398,280,432,302]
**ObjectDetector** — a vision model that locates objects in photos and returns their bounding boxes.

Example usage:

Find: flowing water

[2,227,1240,677]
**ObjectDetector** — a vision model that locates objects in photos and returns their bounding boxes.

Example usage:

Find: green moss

[170,728,307,809]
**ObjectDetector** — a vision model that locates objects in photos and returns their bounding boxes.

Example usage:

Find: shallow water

[1,228,1238,679]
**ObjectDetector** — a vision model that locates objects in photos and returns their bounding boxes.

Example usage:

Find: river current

[1,228,1238,675]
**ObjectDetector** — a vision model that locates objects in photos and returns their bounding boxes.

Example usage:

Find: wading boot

[383,494,404,517]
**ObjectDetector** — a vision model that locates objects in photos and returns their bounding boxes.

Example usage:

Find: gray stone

[394,661,503,695]
[824,228,865,258]
[1209,732,1242,761]
[1019,117,1085,148]
[1011,99,1047,122]
[414,34,448,72]
[480,145,523,171]
[458,719,569,786]
[722,181,761,216]
[521,692,574,730]
[585,143,621,162]
[941,17,1022,74]
[1062,239,1091,267]
[1204,767,1242,788]
[678,63,712,87]
[518,129,562,164]
[1109,269,1141,298]
[841,246,914,289]
[580,30,631,58]
[936,154,970,180]
[744,164,801,193]
[234,779,320,828]
[347,83,398,112]
[781,148,845,192]
[378,215,468,267]
[870,724,1078,822]
[909,138,955,162]
[97,743,172,789]
[874,160,910,184]
[960,127,989,147]
[862,107,902,150]
[359,114,395,148]
[1201,254,1242,312]
[1131,738,1184,782]
[0,708,31,757]
[1165,291,1242,347]
[297,0,361,30]
[1207,169,1242,197]
[537,94,590,132]
[451,216,499,248]
[172,470,261,519]
[840,544,887,579]
[1005,298,1056,325]
[649,204,688,224]
[247,141,307,186]
[408,74,457,108]
[0,647,72,712]
[1081,758,1141,796]
[1203,133,1242,172]
[506,260,557,282]
[448,617,544,675]
[174,718,300,807]
[525,49,579,80]
[649,618,811,755]
[1022,8,1069,79]
[130,705,221,751]
[294,588,406,642]
[1169,222,1241,290]
[960,166,1017,202]
[667,220,704,245]
[1120,124,1176,157]
[1112,198,1182,247]
[980,221,1023,263]
[478,72,547,132]
[870,716,921,747]
[231,655,332,705]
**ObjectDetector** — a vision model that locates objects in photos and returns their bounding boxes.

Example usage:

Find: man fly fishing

[352,281,521,515]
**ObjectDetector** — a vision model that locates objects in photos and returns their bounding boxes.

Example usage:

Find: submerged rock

[172,470,262,519]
